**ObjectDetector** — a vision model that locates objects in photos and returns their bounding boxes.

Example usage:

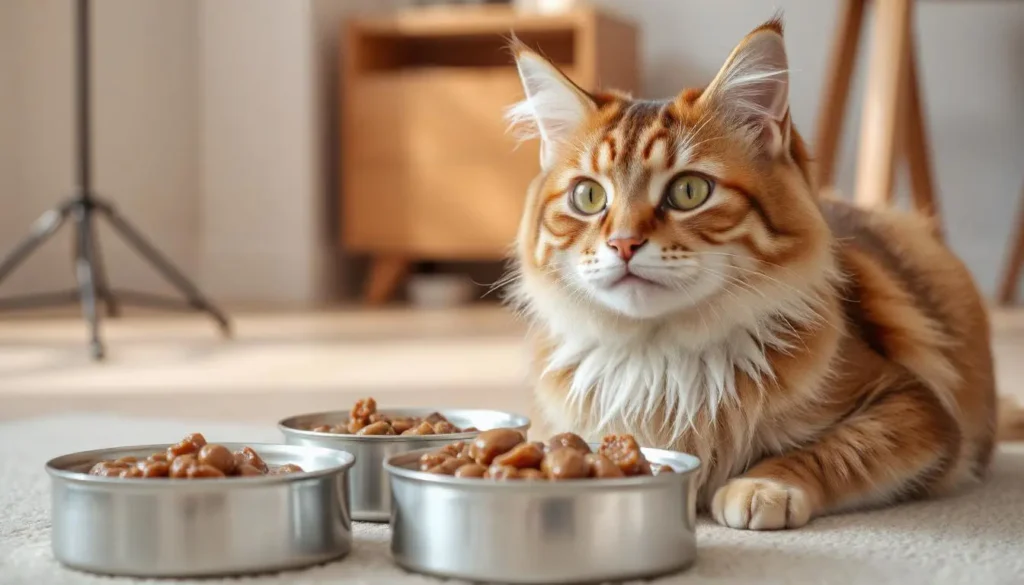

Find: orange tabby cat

[505,19,997,530]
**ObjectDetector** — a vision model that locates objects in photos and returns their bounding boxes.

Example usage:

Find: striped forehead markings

[591,99,680,171]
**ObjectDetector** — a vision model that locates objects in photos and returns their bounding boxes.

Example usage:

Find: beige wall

[0,0,77,297]
[198,0,328,304]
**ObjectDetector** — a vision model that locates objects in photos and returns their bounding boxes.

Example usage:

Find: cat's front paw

[711,477,813,530]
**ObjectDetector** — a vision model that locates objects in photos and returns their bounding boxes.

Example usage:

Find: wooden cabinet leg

[814,0,865,191]
[853,0,913,209]
[902,38,943,238]
[364,256,409,306]
[997,190,1024,305]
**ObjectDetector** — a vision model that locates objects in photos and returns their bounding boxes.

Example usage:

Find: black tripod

[0,0,230,360]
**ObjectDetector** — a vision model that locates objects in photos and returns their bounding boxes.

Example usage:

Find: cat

[504,18,998,530]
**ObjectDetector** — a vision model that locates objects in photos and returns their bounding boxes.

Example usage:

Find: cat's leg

[712,381,960,530]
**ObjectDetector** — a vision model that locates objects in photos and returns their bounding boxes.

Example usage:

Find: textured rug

[1,413,1021,585]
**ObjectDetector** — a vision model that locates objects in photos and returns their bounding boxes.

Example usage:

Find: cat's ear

[507,43,596,170]
[701,19,790,158]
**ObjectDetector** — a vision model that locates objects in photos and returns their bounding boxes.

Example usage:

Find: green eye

[569,179,607,215]
[665,173,713,211]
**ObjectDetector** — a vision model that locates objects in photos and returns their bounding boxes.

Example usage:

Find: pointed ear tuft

[701,21,790,157]
[506,43,596,170]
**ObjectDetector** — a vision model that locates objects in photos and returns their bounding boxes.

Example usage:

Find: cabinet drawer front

[342,163,411,252]
[342,154,538,258]
[347,68,556,164]
[406,157,534,257]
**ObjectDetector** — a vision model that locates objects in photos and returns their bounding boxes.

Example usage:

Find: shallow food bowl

[278,408,531,522]
[384,445,700,584]
[45,443,355,578]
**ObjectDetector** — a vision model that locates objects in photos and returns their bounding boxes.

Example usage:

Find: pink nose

[607,237,647,261]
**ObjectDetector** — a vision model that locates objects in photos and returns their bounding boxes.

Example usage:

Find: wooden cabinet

[340,5,639,304]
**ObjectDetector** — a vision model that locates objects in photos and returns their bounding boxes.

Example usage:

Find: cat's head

[507,19,832,329]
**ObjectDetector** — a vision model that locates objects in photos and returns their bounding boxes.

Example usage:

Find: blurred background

[1,0,1022,427]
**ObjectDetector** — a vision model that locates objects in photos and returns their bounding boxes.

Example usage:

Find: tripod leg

[97,203,231,336]
[73,205,105,360]
[86,224,119,317]
[0,206,71,284]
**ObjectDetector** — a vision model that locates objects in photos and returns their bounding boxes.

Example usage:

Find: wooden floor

[2,306,1023,428]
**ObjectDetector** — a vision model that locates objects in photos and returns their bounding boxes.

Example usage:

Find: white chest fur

[544,324,778,443]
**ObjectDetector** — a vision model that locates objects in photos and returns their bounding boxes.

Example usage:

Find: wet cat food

[86,433,303,479]
[306,397,477,436]
[418,432,676,480]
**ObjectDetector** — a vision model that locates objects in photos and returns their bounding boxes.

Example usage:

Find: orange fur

[506,19,998,530]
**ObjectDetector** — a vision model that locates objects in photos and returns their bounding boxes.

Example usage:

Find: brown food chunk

[493,442,545,469]
[369,413,389,424]
[655,464,675,475]
[311,425,332,433]
[119,466,144,479]
[432,421,459,435]
[470,429,525,465]
[233,447,268,474]
[585,453,625,478]
[548,432,591,454]
[486,464,520,480]
[346,419,368,434]
[454,463,487,478]
[93,466,125,478]
[351,397,377,421]
[185,433,208,448]
[188,464,226,479]
[88,461,125,477]
[140,461,170,478]
[167,440,197,459]
[440,442,466,457]
[427,458,465,475]
[357,421,396,435]
[518,468,546,480]
[598,434,647,476]
[424,412,446,424]
[147,452,168,463]
[462,426,479,433]
[541,448,589,480]
[169,454,197,478]
[198,444,235,474]
[329,424,348,434]
[269,463,304,475]
[402,421,435,436]
[116,456,138,465]
[235,463,262,476]
[391,418,416,434]
[419,452,452,471]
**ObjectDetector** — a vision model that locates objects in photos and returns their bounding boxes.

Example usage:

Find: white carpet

[1,413,1021,585]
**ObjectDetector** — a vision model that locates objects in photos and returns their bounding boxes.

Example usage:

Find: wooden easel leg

[902,38,943,238]
[814,0,865,191]
[997,189,1024,305]
[853,0,913,208]
[364,256,409,306]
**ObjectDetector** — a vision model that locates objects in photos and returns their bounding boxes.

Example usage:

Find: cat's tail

[997,395,1024,442]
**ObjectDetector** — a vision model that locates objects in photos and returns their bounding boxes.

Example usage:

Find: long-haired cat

[505,18,998,530]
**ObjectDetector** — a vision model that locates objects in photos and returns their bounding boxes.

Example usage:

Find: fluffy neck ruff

[512,262,837,443]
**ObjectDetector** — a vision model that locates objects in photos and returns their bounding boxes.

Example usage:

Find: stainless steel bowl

[45,442,355,578]
[384,445,699,584]
[278,408,531,522]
